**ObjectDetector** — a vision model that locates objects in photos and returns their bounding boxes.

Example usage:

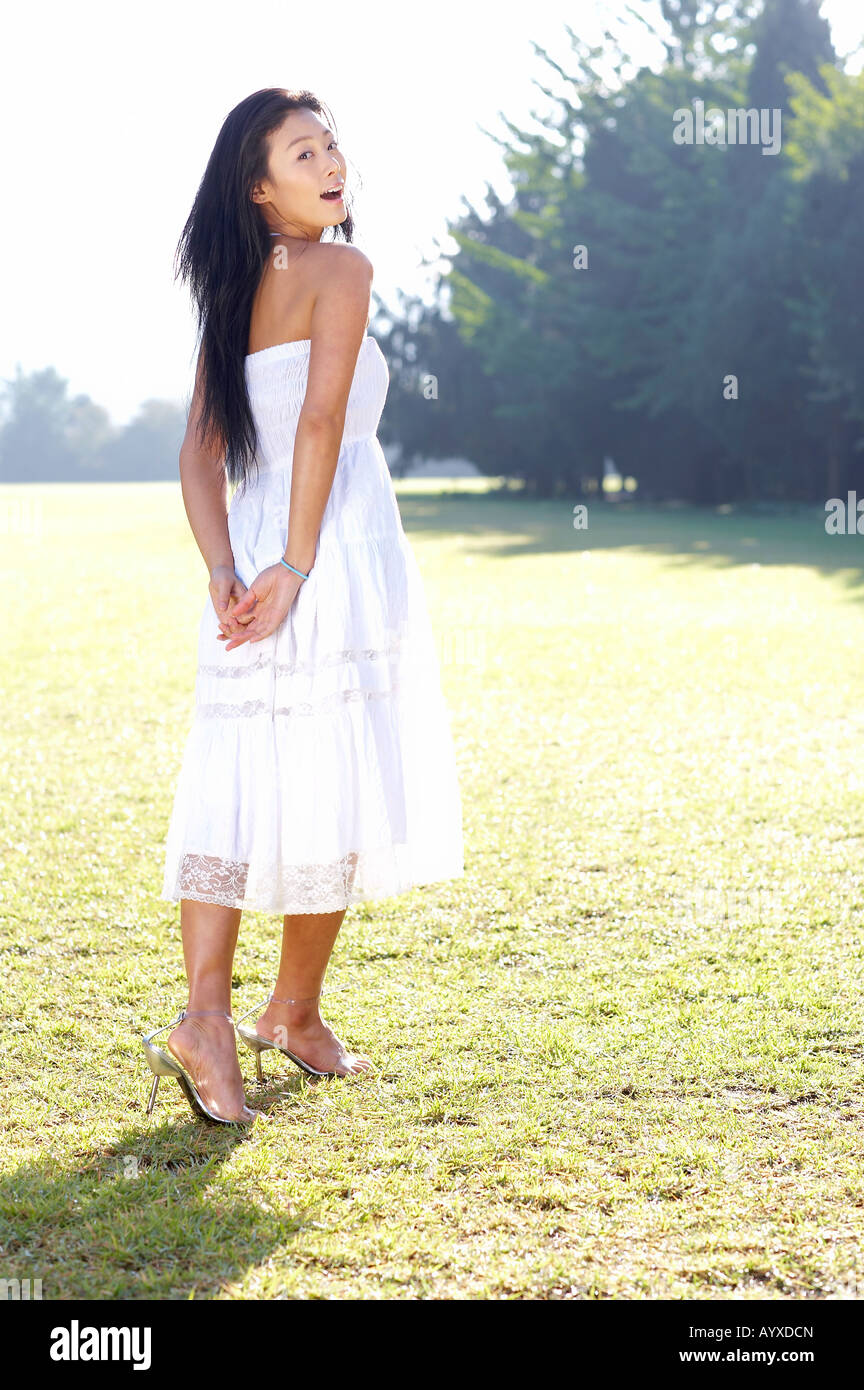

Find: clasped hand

[209,563,303,652]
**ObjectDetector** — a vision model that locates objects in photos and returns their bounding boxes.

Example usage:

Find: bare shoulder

[310,240,373,281]
[309,244,373,338]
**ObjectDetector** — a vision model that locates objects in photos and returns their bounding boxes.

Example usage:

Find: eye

[299,140,339,161]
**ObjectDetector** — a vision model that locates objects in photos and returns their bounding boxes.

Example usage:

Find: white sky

[1,0,861,423]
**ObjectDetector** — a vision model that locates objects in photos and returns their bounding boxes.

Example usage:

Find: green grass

[1,481,863,1300]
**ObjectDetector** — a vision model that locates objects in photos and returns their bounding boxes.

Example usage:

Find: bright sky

[1,0,861,423]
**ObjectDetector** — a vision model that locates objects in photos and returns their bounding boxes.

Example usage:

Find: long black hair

[175,88,355,490]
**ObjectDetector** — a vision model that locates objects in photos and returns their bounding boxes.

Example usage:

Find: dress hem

[159,864,464,916]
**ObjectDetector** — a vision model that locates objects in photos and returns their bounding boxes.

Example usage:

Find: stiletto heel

[146,1073,161,1116]
[141,1007,259,1126]
[235,992,367,1080]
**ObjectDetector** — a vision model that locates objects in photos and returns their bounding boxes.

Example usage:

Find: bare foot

[255,999,373,1077]
[168,1014,259,1122]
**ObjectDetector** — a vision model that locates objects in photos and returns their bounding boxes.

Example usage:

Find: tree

[0,368,187,481]
[0,367,107,482]
[784,64,864,495]
[97,399,186,480]
[378,0,858,503]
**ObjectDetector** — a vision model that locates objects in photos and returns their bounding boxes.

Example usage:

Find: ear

[250,182,269,205]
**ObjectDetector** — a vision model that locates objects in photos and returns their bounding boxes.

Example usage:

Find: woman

[143,89,463,1126]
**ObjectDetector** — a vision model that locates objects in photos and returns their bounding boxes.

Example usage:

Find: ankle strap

[143,1006,233,1042]
[180,1008,233,1021]
[269,992,321,1005]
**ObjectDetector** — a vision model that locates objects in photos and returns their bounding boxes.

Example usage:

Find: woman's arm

[179,351,234,574]
[281,245,374,575]
[179,352,248,622]
[224,246,373,650]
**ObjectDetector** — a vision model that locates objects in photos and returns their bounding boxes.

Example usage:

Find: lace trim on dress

[198,644,405,679]
[175,850,365,912]
[196,686,398,720]
[178,853,249,902]
[198,652,272,678]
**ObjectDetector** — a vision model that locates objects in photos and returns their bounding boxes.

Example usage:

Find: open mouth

[321,186,344,202]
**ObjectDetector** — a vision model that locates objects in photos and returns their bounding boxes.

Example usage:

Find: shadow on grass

[0,1078,320,1299]
[396,488,864,600]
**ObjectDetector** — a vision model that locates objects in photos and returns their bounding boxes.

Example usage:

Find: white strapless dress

[160,334,464,914]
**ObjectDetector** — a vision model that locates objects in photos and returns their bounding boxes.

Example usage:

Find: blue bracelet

[279,558,309,581]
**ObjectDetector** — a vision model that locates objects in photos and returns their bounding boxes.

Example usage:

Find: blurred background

[1,0,861,503]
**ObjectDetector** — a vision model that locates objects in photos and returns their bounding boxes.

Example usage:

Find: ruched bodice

[228,335,401,582]
[241,335,389,473]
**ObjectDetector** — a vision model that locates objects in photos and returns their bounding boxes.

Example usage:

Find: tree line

[0,366,186,482]
[374,0,864,502]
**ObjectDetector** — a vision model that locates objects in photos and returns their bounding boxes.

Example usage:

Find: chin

[318,202,348,225]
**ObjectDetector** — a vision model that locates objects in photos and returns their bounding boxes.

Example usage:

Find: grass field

[1,481,863,1300]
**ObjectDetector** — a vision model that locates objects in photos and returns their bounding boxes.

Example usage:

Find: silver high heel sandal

[141,1007,258,1126]
[235,992,350,1082]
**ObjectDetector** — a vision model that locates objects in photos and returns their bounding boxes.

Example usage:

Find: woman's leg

[167,898,255,1120]
[254,909,372,1075]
